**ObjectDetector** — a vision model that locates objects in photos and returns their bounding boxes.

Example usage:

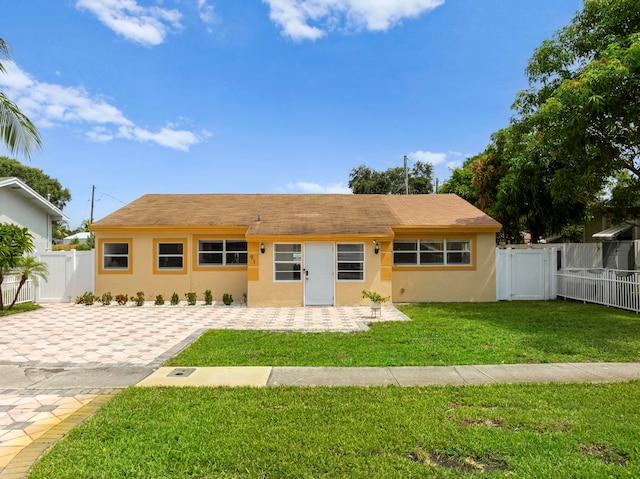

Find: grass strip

[166,301,640,366]
[29,381,640,478]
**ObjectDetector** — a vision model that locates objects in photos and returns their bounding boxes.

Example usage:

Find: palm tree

[0,37,41,158]
[7,255,48,310]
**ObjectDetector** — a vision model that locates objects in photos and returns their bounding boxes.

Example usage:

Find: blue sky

[1,0,583,229]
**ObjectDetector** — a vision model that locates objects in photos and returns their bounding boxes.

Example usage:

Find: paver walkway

[0,302,407,476]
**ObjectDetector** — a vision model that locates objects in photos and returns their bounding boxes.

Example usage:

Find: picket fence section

[557,268,640,313]
[1,275,34,306]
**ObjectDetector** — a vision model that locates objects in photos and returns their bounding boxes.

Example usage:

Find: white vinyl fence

[557,268,640,313]
[36,249,95,302]
[1,275,34,306]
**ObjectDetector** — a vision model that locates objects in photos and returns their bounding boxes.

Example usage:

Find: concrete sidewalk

[137,362,640,387]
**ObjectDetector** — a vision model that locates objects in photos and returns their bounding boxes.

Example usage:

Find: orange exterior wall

[94,229,497,306]
[391,233,497,303]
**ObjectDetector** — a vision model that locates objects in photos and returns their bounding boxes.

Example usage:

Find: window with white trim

[198,240,247,266]
[393,239,471,266]
[103,242,129,270]
[337,243,364,281]
[274,243,302,281]
[158,242,184,270]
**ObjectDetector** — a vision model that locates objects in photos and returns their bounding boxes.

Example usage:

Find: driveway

[0,302,408,474]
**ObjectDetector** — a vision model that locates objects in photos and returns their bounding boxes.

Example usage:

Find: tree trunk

[7,274,27,310]
[0,273,4,310]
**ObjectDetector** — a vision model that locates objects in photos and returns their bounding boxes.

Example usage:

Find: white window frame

[157,242,184,270]
[197,239,248,266]
[336,243,365,282]
[273,243,302,282]
[103,242,129,270]
[393,239,472,266]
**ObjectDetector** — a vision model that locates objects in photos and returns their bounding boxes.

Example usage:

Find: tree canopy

[349,161,434,195]
[441,0,640,242]
[0,37,41,158]
[0,156,71,210]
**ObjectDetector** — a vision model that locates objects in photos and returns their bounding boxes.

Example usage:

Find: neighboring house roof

[592,224,633,240]
[91,194,501,237]
[0,177,68,222]
[63,232,91,243]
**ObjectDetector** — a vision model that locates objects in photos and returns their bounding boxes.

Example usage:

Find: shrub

[170,292,180,305]
[99,292,113,306]
[75,291,96,305]
[115,294,128,305]
[222,293,233,306]
[155,294,165,306]
[185,292,197,306]
[204,289,213,305]
[132,291,145,306]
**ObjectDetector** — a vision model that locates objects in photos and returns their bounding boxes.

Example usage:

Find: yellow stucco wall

[392,233,497,303]
[95,231,248,302]
[94,229,497,306]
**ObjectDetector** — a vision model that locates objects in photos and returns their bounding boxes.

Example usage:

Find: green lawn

[0,302,39,316]
[29,382,640,478]
[166,301,640,366]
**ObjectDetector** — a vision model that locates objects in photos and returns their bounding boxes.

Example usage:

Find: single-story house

[0,177,69,253]
[90,194,502,307]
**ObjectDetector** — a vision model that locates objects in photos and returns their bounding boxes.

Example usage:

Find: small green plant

[170,292,180,305]
[185,292,197,306]
[75,291,96,305]
[242,293,247,304]
[155,294,165,306]
[99,292,113,306]
[222,293,233,306]
[362,290,388,303]
[115,293,128,305]
[204,289,213,305]
[133,291,145,306]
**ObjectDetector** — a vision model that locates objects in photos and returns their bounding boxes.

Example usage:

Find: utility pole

[403,155,409,194]
[90,185,96,225]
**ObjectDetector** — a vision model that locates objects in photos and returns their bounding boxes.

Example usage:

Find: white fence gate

[36,250,95,303]
[496,248,557,301]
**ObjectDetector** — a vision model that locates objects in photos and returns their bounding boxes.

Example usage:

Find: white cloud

[75,0,182,46]
[407,150,448,166]
[198,0,216,30]
[446,159,463,170]
[262,0,444,41]
[0,61,204,151]
[285,181,352,194]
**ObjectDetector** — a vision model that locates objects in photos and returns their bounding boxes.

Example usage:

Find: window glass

[158,242,184,270]
[337,243,364,281]
[198,240,247,266]
[103,242,129,270]
[274,244,302,281]
[393,239,472,266]
[393,241,418,265]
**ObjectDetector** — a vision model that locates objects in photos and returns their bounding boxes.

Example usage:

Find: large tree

[515,0,640,224]
[0,157,71,210]
[349,161,434,194]
[0,38,41,158]
[442,0,640,241]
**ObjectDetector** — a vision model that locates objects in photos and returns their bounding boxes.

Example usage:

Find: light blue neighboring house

[0,176,69,253]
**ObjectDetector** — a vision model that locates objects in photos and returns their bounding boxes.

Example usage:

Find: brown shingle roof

[91,194,501,235]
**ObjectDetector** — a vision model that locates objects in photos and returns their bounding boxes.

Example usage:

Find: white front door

[304,243,334,306]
